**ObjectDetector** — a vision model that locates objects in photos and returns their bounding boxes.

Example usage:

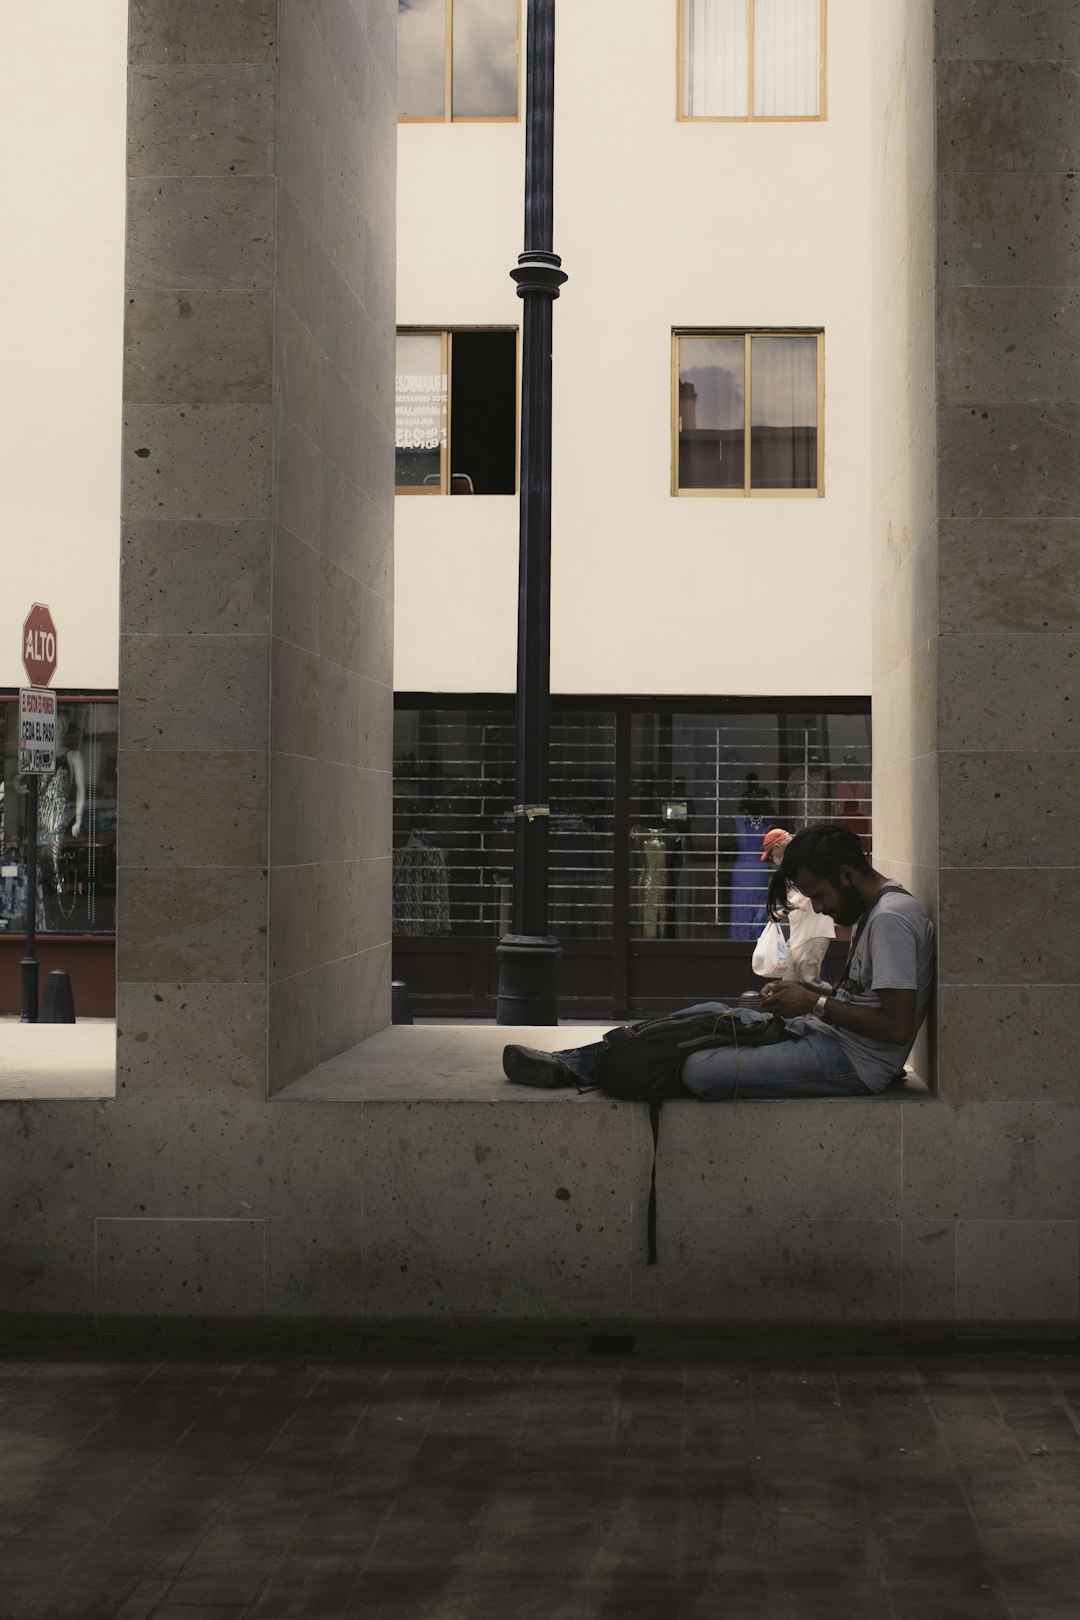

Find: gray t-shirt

[808,886,935,1093]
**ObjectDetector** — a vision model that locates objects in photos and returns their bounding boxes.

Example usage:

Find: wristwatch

[813,993,830,1020]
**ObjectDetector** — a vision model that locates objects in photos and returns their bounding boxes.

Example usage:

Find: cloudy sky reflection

[399,0,518,118]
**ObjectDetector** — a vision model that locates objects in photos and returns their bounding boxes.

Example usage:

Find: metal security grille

[393,699,872,984]
[629,710,871,941]
[393,707,615,938]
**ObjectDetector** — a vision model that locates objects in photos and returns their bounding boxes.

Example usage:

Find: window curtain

[754,0,821,117]
[751,336,817,489]
[683,0,748,117]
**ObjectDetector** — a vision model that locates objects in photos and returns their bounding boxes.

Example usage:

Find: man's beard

[833,885,866,927]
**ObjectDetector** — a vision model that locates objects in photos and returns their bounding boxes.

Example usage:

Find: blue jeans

[556,1002,872,1100]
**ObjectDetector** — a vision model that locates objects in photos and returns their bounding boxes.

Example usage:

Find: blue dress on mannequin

[729,811,771,939]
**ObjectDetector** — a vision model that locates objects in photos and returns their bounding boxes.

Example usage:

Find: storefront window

[393,706,615,938]
[630,709,872,941]
[0,695,117,937]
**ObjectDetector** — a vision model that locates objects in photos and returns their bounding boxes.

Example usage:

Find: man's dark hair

[766,823,872,919]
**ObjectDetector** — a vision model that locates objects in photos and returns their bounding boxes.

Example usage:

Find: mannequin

[37,714,87,918]
[786,749,831,829]
[729,773,776,939]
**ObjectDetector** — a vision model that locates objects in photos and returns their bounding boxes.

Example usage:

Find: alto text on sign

[21,603,59,687]
[19,688,57,775]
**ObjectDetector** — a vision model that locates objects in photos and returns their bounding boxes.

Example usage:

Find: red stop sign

[22,603,58,687]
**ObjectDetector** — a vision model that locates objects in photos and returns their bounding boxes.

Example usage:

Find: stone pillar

[268,1,396,1090]
[869,0,939,1078]
[935,1,1080,1103]
[118,0,395,1101]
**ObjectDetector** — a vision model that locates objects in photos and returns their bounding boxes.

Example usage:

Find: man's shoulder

[871,888,933,936]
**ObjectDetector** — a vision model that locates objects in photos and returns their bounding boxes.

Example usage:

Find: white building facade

[0,1,126,1014]
[393,0,875,1015]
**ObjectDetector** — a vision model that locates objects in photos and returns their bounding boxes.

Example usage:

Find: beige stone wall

[118,0,395,1100]
[869,0,938,910]
[868,0,938,1083]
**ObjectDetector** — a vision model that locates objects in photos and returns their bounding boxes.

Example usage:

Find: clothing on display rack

[392,832,451,936]
[729,810,772,939]
[0,863,46,933]
[728,775,775,939]
[786,757,831,828]
[632,828,674,940]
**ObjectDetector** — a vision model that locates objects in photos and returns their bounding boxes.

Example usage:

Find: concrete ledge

[0,1020,116,1098]
[276,1024,933,1102]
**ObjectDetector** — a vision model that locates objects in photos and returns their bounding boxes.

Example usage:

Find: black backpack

[589,1007,800,1264]
[591,1006,796,1103]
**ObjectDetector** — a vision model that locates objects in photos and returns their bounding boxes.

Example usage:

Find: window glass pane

[630,708,871,941]
[393,707,615,937]
[398,0,446,118]
[395,332,446,488]
[782,712,873,851]
[448,331,516,494]
[754,0,821,116]
[631,713,781,940]
[549,713,615,939]
[452,0,518,118]
[750,335,817,489]
[1,696,117,936]
[678,335,745,490]
[683,0,748,117]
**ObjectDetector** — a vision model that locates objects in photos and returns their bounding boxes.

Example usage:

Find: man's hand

[759,981,818,1017]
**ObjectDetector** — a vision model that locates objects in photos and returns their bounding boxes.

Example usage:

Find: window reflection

[395,332,446,488]
[398,0,446,118]
[678,335,745,490]
[452,0,519,118]
[399,0,519,120]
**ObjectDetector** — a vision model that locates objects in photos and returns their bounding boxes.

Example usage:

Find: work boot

[502,1044,578,1088]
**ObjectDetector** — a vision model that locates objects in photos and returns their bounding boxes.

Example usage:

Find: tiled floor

[0,1349,1078,1619]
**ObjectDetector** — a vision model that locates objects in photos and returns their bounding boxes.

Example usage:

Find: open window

[395,329,518,495]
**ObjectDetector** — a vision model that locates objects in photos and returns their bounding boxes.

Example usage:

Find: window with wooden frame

[396,329,518,495]
[673,330,824,497]
[678,0,827,121]
[398,0,520,121]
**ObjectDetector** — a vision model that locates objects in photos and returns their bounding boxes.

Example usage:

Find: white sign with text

[18,687,57,775]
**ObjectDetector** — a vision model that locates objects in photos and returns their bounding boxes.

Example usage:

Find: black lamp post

[495,0,567,1025]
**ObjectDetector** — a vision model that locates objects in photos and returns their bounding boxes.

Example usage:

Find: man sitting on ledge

[503,824,935,1099]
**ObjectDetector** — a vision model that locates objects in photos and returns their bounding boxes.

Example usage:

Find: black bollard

[390,979,414,1026]
[41,969,76,1024]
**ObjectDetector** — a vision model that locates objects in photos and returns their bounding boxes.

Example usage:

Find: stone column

[118,0,395,1102]
[268,0,396,1090]
[869,0,939,1080]
[935,1,1080,1104]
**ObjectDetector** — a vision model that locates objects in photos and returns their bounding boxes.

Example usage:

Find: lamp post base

[19,954,39,1023]
[495,934,562,1025]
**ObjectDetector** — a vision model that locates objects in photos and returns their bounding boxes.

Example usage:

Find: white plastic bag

[751,919,789,979]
